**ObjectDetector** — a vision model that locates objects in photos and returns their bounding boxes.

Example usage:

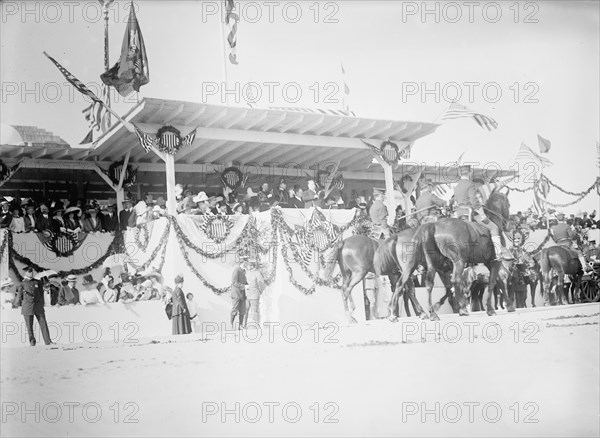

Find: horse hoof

[419,313,429,320]
[507,305,516,313]
[487,310,496,316]
[430,313,440,322]
[459,309,469,317]
[348,317,358,324]
[388,316,399,323]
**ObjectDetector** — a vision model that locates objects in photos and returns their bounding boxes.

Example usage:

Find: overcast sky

[1,0,599,213]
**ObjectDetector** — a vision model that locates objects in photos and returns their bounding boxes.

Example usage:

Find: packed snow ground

[1,303,599,437]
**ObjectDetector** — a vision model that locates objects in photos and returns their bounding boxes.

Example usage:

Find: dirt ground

[1,303,598,437]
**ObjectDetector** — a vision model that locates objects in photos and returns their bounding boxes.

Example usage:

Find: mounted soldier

[453,165,514,261]
[415,179,447,225]
[369,190,391,239]
[551,212,589,272]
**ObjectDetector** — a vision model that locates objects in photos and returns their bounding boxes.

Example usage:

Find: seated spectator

[155,196,167,215]
[289,186,304,209]
[216,200,231,215]
[274,180,290,208]
[0,199,12,229]
[9,206,24,233]
[101,204,119,232]
[232,202,244,215]
[102,276,118,303]
[79,274,105,305]
[195,201,211,215]
[119,199,136,230]
[64,207,82,233]
[51,207,67,234]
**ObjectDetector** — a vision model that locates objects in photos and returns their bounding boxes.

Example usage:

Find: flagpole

[102,0,113,124]
[220,2,229,105]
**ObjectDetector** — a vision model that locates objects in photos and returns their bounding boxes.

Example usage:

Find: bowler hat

[174,274,184,283]
[81,274,97,285]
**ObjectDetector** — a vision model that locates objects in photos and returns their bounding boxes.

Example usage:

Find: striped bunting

[80,85,111,144]
[182,128,196,146]
[133,124,155,153]
[225,0,239,65]
[44,52,103,104]
[514,142,553,170]
[441,102,498,131]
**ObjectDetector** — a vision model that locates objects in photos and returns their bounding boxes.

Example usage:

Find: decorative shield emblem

[380,141,399,164]
[312,229,329,251]
[221,167,243,190]
[156,125,183,155]
[208,219,228,241]
[53,234,75,254]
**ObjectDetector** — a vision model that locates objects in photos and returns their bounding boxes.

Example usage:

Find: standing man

[415,179,447,224]
[302,180,319,208]
[102,204,119,232]
[119,199,136,230]
[0,199,12,229]
[135,193,153,226]
[36,204,52,232]
[244,261,266,327]
[17,267,53,346]
[230,257,248,330]
[551,213,590,271]
[369,191,390,239]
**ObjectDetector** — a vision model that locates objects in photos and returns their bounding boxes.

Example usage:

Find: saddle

[463,219,491,239]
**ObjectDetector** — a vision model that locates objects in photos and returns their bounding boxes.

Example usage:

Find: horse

[390,191,515,318]
[539,246,583,306]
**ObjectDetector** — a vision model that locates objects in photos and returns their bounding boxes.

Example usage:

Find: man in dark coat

[36,204,52,232]
[119,199,136,230]
[171,275,191,335]
[102,204,119,232]
[230,258,248,330]
[0,199,12,228]
[17,267,52,346]
[58,274,80,305]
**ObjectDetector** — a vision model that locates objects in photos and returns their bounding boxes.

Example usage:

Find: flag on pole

[596,140,600,169]
[44,52,103,104]
[80,85,111,145]
[225,0,239,65]
[133,124,154,153]
[441,102,498,131]
[537,134,551,153]
[101,2,149,97]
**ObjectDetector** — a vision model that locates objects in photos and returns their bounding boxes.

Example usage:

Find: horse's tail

[373,234,400,275]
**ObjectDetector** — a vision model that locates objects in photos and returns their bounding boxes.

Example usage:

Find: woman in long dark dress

[171,275,191,335]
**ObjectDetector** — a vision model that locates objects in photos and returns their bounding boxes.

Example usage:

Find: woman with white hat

[79,275,105,305]
[64,207,82,233]
[0,278,16,310]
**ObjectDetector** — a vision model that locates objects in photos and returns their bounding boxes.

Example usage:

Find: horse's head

[486,191,510,231]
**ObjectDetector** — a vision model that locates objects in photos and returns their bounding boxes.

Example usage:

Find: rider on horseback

[415,179,447,224]
[369,191,391,239]
[551,213,590,272]
[453,166,514,261]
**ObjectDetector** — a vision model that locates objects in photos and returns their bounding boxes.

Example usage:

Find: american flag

[182,128,197,146]
[44,52,104,104]
[133,124,155,153]
[225,0,238,65]
[433,183,450,198]
[80,85,111,144]
[441,102,498,131]
[513,142,553,174]
[341,62,351,114]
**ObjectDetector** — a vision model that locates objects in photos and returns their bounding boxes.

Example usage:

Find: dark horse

[325,228,453,323]
[391,191,515,318]
[539,245,583,306]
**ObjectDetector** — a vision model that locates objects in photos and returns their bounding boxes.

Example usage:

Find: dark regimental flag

[225,0,239,64]
[441,102,498,131]
[101,2,149,97]
[44,52,104,104]
[537,134,551,153]
[133,124,155,153]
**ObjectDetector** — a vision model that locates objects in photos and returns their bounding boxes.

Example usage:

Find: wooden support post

[382,162,396,226]
[164,154,177,215]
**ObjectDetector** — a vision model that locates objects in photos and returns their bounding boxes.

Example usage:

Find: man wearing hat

[585,240,599,263]
[230,257,248,330]
[23,204,37,233]
[119,199,136,230]
[102,204,119,232]
[369,191,391,239]
[453,166,514,261]
[17,267,53,346]
[0,199,12,229]
[415,179,447,224]
[58,274,80,306]
[551,213,589,271]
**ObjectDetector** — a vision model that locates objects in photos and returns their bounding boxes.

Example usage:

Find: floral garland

[506,186,533,193]
[546,177,600,196]
[544,181,599,207]
[169,216,242,259]
[0,229,8,263]
[8,230,125,280]
[107,159,137,188]
[156,125,183,155]
[133,222,151,252]
[125,222,171,273]
[198,215,235,244]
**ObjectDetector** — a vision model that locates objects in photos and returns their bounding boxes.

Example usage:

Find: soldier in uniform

[369,191,391,239]
[551,213,590,271]
[415,179,446,224]
[453,166,513,260]
[16,267,53,346]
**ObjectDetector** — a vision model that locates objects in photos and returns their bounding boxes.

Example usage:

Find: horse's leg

[403,277,427,320]
[497,264,516,312]
[387,274,401,322]
[403,292,411,318]
[486,265,500,316]
[341,270,363,324]
[556,274,565,305]
[448,259,468,317]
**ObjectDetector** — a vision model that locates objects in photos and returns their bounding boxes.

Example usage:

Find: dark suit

[36,214,52,232]
[58,285,80,306]
[230,266,247,328]
[24,214,37,232]
[51,217,67,234]
[0,211,12,228]
[302,189,317,208]
[119,209,136,230]
[289,197,304,209]
[82,216,102,233]
[102,212,119,232]
[171,287,191,335]
[18,278,51,345]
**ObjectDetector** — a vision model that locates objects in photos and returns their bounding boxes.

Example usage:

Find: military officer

[17,267,53,346]
[369,191,391,239]
[551,213,590,271]
[415,179,446,224]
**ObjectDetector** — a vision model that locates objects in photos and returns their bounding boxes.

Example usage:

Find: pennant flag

[441,102,498,131]
[225,0,239,65]
[433,183,450,198]
[537,134,551,153]
[341,62,351,114]
[44,52,103,104]
[182,128,197,146]
[133,124,154,153]
[101,2,149,97]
